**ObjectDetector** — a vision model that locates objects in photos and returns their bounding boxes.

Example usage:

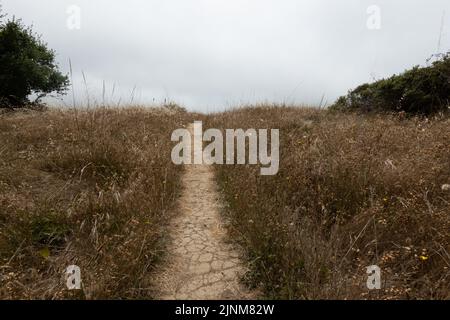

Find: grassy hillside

[207,106,450,299]
[1,104,449,300]
[0,107,189,299]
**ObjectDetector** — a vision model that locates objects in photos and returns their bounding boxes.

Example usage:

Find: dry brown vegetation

[207,105,450,299]
[1,104,449,300]
[0,106,190,299]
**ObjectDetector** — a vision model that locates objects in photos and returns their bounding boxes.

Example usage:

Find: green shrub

[30,211,69,247]
[331,54,450,115]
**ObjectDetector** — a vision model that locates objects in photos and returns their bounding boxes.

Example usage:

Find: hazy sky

[1,0,449,112]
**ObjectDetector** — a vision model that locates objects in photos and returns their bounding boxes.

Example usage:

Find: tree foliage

[0,11,69,107]
[331,54,450,115]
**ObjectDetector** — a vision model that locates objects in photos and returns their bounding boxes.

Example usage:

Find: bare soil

[155,125,256,300]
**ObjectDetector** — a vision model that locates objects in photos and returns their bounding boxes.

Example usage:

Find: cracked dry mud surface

[155,126,255,300]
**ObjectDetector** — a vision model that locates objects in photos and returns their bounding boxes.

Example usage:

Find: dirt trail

[155,125,255,300]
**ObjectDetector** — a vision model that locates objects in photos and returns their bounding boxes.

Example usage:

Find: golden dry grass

[0,106,190,299]
[207,105,450,299]
[1,104,449,300]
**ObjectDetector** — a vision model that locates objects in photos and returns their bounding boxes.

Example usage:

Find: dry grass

[207,105,450,300]
[1,103,449,300]
[0,106,190,299]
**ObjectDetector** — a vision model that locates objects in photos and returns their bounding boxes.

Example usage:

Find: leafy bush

[30,210,69,247]
[331,54,450,115]
[0,12,68,107]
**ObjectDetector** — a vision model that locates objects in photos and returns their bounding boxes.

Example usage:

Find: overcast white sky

[1,0,449,112]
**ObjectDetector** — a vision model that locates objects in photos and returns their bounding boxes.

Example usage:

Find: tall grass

[0,106,189,299]
[207,105,450,299]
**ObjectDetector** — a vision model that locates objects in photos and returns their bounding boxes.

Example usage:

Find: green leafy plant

[30,210,69,247]
[331,54,450,115]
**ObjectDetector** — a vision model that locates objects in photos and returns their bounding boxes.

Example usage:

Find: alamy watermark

[65,265,82,290]
[171,121,279,176]
[367,5,381,30]
[63,263,381,290]
[66,5,81,30]
[366,265,381,290]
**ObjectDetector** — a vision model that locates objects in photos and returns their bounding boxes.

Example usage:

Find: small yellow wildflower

[39,247,50,259]
[419,255,429,261]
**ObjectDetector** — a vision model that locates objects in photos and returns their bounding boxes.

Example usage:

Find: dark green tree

[0,10,69,107]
